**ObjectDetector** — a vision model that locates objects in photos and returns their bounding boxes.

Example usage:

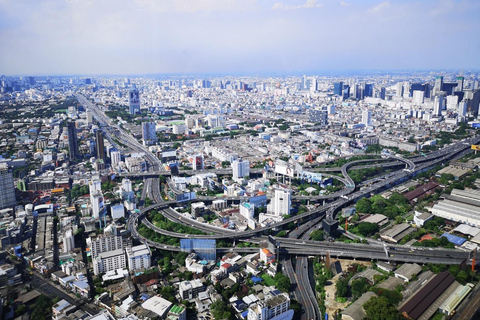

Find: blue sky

[0,0,479,75]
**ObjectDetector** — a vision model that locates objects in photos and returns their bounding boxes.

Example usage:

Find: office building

[403,81,411,98]
[179,279,205,300]
[96,130,106,167]
[180,239,216,261]
[413,90,424,105]
[63,229,75,253]
[232,159,250,180]
[240,202,255,220]
[142,296,173,319]
[247,293,292,320]
[67,121,78,161]
[86,110,93,125]
[333,82,343,96]
[434,76,443,95]
[129,88,140,115]
[142,122,157,145]
[434,96,444,116]
[192,154,204,171]
[0,164,16,209]
[110,151,121,169]
[93,249,126,275]
[267,187,292,216]
[362,109,372,126]
[458,101,468,116]
[447,95,459,110]
[456,76,465,92]
[90,192,106,219]
[126,244,151,271]
[89,235,123,258]
[307,107,328,125]
[396,82,403,97]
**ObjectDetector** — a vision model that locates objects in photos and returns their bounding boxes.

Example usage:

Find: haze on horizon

[0,0,479,76]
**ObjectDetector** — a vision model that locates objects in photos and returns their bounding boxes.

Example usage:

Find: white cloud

[272,0,323,10]
[369,1,390,13]
[133,0,256,13]
[340,1,350,7]
[429,0,455,16]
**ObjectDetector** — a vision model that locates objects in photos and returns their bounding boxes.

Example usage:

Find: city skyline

[1,0,480,75]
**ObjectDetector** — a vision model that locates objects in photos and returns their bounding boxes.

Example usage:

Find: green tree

[356,222,379,237]
[336,277,349,298]
[310,230,324,241]
[364,296,403,320]
[31,295,54,320]
[274,273,291,292]
[351,278,370,300]
[356,198,372,213]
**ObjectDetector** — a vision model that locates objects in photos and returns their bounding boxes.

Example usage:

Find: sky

[0,0,479,75]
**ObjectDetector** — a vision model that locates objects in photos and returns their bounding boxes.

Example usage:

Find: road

[31,273,97,315]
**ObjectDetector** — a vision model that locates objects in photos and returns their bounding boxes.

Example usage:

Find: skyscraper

[362,109,372,126]
[333,82,343,96]
[232,159,250,180]
[433,96,444,116]
[268,187,292,217]
[67,121,78,161]
[0,164,16,210]
[434,76,443,95]
[456,76,465,92]
[141,122,157,145]
[129,88,140,115]
[96,130,106,165]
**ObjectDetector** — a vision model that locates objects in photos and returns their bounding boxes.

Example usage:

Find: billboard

[471,123,480,129]
[176,192,197,202]
[300,171,323,184]
[274,160,294,178]
[472,145,480,151]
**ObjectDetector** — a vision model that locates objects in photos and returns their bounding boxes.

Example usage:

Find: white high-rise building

[247,293,292,320]
[396,82,403,97]
[110,151,121,169]
[93,249,126,275]
[434,96,444,116]
[89,178,102,197]
[240,202,254,220]
[86,110,93,125]
[403,81,411,98]
[91,192,105,219]
[413,90,424,105]
[446,95,459,110]
[126,244,151,271]
[89,234,123,258]
[0,164,16,210]
[362,109,372,126]
[232,159,250,180]
[122,179,133,192]
[206,115,225,128]
[63,229,75,253]
[141,122,157,145]
[267,187,292,217]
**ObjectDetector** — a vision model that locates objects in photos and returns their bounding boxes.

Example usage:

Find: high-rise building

[396,82,403,97]
[232,159,250,180]
[458,100,468,116]
[192,154,204,171]
[307,107,328,125]
[89,235,123,258]
[247,292,292,320]
[403,82,411,98]
[434,76,443,95]
[141,122,157,145]
[362,109,372,126]
[126,244,151,271]
[129,88,140,115]
[433,96,444,116]
[240,202,255,220]
[67,121,78,161]
[456,76,465,92]
[91,192,105,219]
[0,164,16,210]
[447,95,459,110]
[93,249,126,275]
[96,130,106,167]
[413,90,424,105]
[111,151,121,169]
[86,110,93,125]
[267,187,292,216]
[63,229,75,253]
[333,82,343,96]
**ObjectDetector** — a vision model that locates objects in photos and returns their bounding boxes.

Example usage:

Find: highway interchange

[79,93,480,319]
